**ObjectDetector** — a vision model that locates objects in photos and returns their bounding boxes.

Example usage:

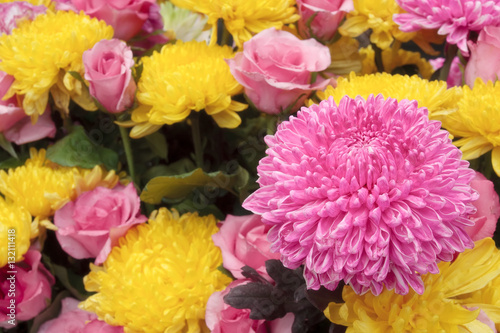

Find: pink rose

[83,39,136,113]
[206,280,267,333]
[0,249,55,328]
[212,215,280,280]
[0,2,46,35]
[0,71,56,144]
[227,28,331,115]
[38,297,124,333]
[131,2,168,53]
[70,0,156,40]
[83,319,124,333]
[465,171,500,241]
[465,25,500,87]
[54,183,147,265]
[206,280,294,333]
[297,0,353,41]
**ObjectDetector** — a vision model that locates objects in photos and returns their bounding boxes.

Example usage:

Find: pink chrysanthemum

[393,0,500,54]
[243,95,478,296]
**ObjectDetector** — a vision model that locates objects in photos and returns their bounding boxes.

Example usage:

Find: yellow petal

[455,136,493,160]
[339,16,370,37]
[130,123,162,139]
[492,147,500,177]
[210,110,241,128]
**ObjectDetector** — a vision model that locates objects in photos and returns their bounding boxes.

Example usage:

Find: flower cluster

[2,0,500,332]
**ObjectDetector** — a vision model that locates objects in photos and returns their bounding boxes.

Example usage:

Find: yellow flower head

[325,238,500,333]
[0,149,77,220]
[0,149,122,221]
[360,45,434,79]
[339,0,415,49]
[0,198,32,268]
[170,0,299,47]
[80,208,231,333]
[0,11,113,118]
[131,40,247,138]
[442,79,500,176]
[315,73,461,121]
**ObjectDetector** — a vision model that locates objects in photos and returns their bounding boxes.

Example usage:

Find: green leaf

[0,133,17,158]
[42,254,90,301]
[0,156,25,169]
[141,165,249,204]
[144,131,168,160]
[46,126,118,170]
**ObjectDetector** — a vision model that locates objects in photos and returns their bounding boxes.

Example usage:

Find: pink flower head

[0,249,55,328]
[83,39,136,113]
[38,297,124,333]
[393,0,500,55]
[465,25,500,86]
[227,28,331,115]
[70,0,156,40]
[243,95,478,296]
[0,71,56,144]
[465,171,500,241]
[297,0,354,41]
[212,215,280,281]
[0,2,46,35]
[54,183,147,265]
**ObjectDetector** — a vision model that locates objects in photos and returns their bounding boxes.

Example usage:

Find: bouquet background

[1,0,500,332]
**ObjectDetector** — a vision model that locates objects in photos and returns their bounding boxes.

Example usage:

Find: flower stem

[118,125,136,183]
[439,44,458,82]
[372,43,385,73]
[191,112,204,169]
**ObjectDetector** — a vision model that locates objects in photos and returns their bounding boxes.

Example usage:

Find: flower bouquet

[2,0,500,332]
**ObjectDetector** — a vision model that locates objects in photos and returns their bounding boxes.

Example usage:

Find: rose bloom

[206,280,294,333]
[83,39,136,113]
[212,215,280,280]
[465,171,500,241]
[70,0,156,40]
[54,183,147,265]
[297,0,353,41]
[38,297,123,333]
[1,71,56,144]
[227,28,331,115]
[465,26,500,87]
[0,249,54,328]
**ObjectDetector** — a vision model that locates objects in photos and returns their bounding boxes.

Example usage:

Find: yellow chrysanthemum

[360,45,434,79]
[0,149,77,220]
[339,0,415,49]
[0,149,122,222]
[170,0,299,47]
[131,40,247,138]
[80,208,231,333]
[442,79,500,176]
[0,198,32,268]
[314,73,461,121]
[325,238,500,333]
[0,11,113,118]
